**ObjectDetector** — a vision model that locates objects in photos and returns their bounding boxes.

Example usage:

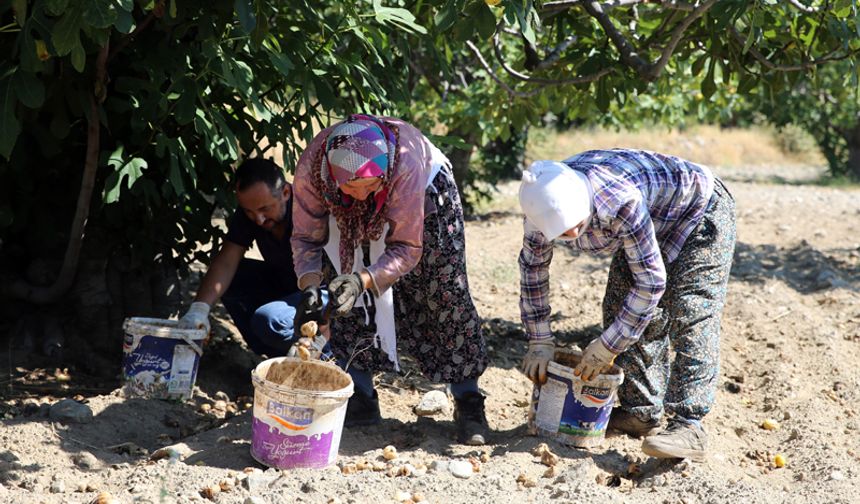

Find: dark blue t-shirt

[224,198,298,294]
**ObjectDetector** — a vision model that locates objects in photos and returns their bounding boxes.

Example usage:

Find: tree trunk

[845,123,860,180]
[445,127,479,197]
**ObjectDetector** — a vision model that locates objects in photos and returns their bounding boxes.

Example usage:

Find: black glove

[294,285,324,330]
[329,273,365,317]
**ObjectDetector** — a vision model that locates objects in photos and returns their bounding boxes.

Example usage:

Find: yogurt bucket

[250,357,354,469]
[121,317,206,400]
[528,348,625,448]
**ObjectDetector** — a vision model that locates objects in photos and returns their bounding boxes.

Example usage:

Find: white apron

[322,144,449,371]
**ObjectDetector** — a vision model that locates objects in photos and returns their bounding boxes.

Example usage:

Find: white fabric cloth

[518,160,593,240]
[322,144,449,372]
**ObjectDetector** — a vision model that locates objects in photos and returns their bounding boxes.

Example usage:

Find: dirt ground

[2,161,859,504]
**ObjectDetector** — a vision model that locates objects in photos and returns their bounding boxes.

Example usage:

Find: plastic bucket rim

[251,357,354,399]
[547,360,625,386]
[123,317,207,341]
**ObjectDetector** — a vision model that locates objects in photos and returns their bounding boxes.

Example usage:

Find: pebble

[49,480,65,493]
[71,451,99,470]
[244,498,267,504]
[429,460,449,472]
[243,471,278,492]
[449,460,474,479]
[150,443,193,461]
[49,399,93,424]
[559,459,595,482]
[725,382,742,394]
[414,390,450,416]
[830,470,845,481]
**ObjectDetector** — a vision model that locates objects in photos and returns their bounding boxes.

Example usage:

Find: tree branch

[4,44,109,304]
[465,41,543,98]
[534,34,579,71]
[649,0,719,79]
[542,0,695,14]
[580,1,652,77]
[407,58,446,98]
[491,32,613,85]
[786,0,819,13]
[729,26,858,71]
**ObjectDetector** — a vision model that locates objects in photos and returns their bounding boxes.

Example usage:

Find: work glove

[178,302,211,335]
[574,337,617,382]
[521,339,555,385]
[328,273,365,317]
[294,285,324,330]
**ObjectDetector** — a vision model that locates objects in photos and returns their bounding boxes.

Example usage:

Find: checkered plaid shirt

[519,149,714,353]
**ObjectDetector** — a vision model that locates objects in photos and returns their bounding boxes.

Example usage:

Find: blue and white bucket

[121,317,206,400]
[528,348,624,448]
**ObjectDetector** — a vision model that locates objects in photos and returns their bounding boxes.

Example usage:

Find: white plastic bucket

[121,317,206,401]
[250,357,354,469]
[528,348,625,448]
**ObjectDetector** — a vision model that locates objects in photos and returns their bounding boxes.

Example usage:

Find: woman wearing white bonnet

[517,149,736,462]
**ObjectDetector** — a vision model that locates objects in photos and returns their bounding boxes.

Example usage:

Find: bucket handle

[179,333,203,356]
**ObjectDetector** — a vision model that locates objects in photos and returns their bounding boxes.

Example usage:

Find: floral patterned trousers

[603,179,736,422]
[330,166,488,384]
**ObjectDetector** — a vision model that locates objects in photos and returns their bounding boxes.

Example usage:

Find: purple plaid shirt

[519,149,715,353]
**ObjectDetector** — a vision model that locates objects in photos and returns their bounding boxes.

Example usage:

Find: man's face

[236,181,291,230]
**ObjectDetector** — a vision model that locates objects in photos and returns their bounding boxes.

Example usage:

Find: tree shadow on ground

[731,240,860,294]
[464,210,520,223]
[195,325,260,401]
[0,394,238,482]
[0,449,43,487]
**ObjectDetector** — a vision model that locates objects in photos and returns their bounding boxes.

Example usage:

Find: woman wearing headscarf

[518,149,736,462]
[290,114,489,445]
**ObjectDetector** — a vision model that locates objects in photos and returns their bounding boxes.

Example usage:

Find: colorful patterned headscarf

[311,114,400,275]
[325,119,392,185]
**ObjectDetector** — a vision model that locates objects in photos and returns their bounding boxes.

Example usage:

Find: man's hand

[521,339,555,384]
[179,302,211,335]
[328,273,365,317]
[574,338,617,382]
[295,285,324,330]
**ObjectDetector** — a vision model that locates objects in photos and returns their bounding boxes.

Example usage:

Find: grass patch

[811,174,860,188]
[526,124,824,169]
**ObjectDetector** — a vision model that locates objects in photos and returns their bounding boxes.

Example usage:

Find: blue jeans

[221,258,321,357]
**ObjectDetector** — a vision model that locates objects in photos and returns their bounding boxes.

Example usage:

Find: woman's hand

[294,285,324,329]
[574,338,617,381]
[328,272,366,317]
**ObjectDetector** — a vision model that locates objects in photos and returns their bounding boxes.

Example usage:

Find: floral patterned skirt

[329,166,488,384]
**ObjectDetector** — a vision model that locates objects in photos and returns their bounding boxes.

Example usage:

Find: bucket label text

[267,401,314,431]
